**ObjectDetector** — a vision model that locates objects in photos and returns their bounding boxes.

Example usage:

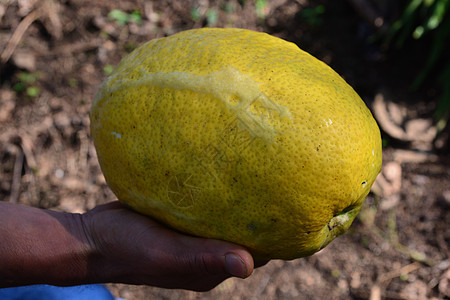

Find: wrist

[24,210,95,286]
[78,206,129,285]
[49,211,99,285]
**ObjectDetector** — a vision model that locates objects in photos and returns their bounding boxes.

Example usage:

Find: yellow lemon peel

[99,66,292,143]
[90,28,382,259]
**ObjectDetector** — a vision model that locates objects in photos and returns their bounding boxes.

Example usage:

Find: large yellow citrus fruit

[90,28,382,260]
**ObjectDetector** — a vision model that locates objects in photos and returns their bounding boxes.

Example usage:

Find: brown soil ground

[1,1,449,299]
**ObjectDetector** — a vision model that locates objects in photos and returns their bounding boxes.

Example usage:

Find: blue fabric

[0,284,115,300]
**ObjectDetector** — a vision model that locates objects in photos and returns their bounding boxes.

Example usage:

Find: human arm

[0,201,256,291]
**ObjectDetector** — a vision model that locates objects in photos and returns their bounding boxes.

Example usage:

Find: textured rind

[90,28,382,259]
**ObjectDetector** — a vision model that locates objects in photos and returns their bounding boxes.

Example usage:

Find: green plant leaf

[190,7,201,22]
[26,86,40,98]
[17,72,39,84]
[206,9,218,27]
[413,14,450,88]
[129,11,142,24]
[108,9,129,26]
[13,82,26,92]
[221,2,235,14]
[426,0,449,30]
[255,0,268,19]
[103,64,115,75]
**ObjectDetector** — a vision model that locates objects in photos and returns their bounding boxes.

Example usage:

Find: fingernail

[224,253,248,278]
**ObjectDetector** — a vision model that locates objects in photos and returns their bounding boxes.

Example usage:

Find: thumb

[157,239,256,291]
[223,252,253,278]
[176,238,255,279]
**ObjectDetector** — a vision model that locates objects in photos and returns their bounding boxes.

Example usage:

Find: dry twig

[9,147,24,203]
[0,8,43,64]
[370,262,422,300]
[1,0,62,64]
